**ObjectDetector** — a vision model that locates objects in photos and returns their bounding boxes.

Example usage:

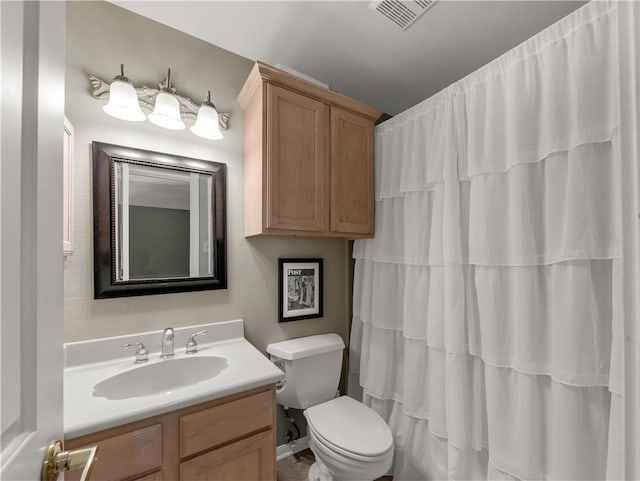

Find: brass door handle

[41,440,99,481]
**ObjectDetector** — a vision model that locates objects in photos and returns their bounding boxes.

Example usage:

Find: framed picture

[278,258,323,322]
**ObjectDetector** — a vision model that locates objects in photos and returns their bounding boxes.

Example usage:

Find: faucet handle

[123,342,149,363]
[185,330,208,354]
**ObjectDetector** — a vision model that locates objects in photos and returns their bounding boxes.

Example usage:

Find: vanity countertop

[64,320,284,439]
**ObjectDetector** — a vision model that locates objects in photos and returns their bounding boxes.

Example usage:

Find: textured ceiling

[112,1,586,115]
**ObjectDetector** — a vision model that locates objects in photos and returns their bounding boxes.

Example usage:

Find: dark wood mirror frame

[93,141,227,298]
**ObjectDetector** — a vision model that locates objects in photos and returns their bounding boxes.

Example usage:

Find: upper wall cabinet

[237,62,382,239]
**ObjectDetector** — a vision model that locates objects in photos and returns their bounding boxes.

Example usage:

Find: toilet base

[308,461,328,481]
[307,459,372,481]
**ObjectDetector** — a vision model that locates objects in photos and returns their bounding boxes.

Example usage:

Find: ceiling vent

[370,0,438,31]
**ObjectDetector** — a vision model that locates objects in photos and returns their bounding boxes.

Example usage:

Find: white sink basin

[64,320,285,438]
[93,356,228,400]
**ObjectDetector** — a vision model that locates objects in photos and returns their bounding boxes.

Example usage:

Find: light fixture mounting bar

[88,74,229,131]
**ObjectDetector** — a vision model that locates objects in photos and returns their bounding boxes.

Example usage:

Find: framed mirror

[93,142,226,298]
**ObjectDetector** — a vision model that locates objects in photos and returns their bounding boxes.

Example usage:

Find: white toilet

[267,334,393,481]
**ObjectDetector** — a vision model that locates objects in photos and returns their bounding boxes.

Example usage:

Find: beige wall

[64,1,351,354]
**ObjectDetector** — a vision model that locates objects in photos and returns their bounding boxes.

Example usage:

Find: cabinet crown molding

[237,61,384,122]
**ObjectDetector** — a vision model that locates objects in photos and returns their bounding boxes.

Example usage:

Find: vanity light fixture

[147,68,186,131]
[190,91,223,140]
[89,65,230,140]
[102,64,145,122]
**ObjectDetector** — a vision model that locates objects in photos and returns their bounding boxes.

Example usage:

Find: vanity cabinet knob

[185,330,208,354]
[123,342,149,363]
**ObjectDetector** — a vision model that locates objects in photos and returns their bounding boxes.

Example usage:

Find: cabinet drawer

[180,389,273,457]
[67,424,162,481]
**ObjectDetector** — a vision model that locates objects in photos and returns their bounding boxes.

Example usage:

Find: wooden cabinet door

[66,424,162,481]
[265,84,329,233]
[330,107,374,235]
[180,430,275,481]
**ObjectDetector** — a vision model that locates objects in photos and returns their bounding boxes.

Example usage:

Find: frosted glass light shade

[102,79,145,122]
[148,91,185,130]
[190,104,223,140]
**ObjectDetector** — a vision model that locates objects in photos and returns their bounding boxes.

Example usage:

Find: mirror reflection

[114,163,213,281]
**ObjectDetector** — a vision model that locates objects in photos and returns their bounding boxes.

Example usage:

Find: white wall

[64,1,351,354]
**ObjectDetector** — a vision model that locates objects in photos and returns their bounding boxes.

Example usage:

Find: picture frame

[278,258,323,322]
[92,142,227,298]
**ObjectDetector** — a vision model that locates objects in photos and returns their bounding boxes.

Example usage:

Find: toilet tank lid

[266,334,345,360]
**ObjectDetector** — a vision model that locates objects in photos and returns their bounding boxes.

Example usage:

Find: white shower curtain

[349,2,640,479]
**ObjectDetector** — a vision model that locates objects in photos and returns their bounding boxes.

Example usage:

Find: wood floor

[277,449,393,481]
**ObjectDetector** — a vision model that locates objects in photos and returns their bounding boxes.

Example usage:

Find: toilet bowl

[304,396,393,481]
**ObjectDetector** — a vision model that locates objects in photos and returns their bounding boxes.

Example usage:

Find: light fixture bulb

[148,91,185,130]
[190,91,223,140]
[102,64,145,122]
[147,68,185,130]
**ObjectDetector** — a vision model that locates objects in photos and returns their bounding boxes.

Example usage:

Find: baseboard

[276,435,309,461]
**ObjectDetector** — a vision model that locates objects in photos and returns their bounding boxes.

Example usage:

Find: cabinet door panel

[66,424,162,481]
[266,85,328,232]
[330,108,374,235]
[180,430,275,481]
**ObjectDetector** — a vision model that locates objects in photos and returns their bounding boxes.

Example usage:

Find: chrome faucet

[161,327,175,358]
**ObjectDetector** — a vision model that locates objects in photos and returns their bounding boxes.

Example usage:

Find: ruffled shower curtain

[349,2,640,479]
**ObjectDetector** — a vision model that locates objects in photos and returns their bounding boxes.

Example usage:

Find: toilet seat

[305,396,393,459]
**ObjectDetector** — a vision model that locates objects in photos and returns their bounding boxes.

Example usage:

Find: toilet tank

[266,334,345,410]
